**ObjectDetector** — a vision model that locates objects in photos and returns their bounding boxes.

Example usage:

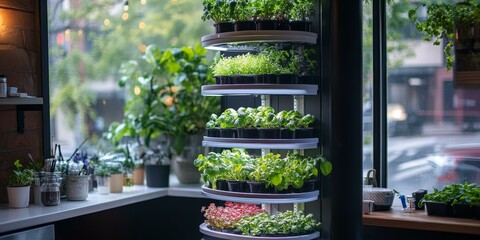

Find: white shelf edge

[201,187,319,204]
[202,84,318,96]
[0,97,43,105]
[202,137,319,150]
[200,223,320,240]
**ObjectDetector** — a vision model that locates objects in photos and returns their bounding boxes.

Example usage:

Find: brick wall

[0,0,43,203]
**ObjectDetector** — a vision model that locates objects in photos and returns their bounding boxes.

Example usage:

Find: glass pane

[386,0,480,196]
[47,0,209,153]
[363,1,374,179]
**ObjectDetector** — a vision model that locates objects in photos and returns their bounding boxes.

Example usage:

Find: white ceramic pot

[7,186,30,208]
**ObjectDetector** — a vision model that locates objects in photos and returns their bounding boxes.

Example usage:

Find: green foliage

[408,0,480,70]
[195,149,332,190]
[236,210,321,236]
[290,0,315,21]
[208,106,315,130]
[8,160,35,187]
[421,182,480,206]
[202,0,234,23]
[105,44,220,155]
[94,163,111,177]
[252,0,277,20]
[49,0,211,139]
[212,53,288,76]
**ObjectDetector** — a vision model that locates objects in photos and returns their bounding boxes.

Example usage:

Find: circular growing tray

[201,84,318,96]
[202,137,319,150]
[201,185,319,204]
[200,223,320,240]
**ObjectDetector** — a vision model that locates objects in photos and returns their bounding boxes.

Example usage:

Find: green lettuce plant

[8,160,34,187]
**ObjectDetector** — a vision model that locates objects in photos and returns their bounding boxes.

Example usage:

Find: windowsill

[0,175,203,234]
[363,207,480,235]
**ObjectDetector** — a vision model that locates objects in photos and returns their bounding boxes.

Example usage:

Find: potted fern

[7,160,35,208]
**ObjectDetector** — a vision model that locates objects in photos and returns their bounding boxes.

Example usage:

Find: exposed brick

[0,1,35,13]
[0,8,35,30]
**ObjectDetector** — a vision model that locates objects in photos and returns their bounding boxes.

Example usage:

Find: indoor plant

[290,0,315,31]
[231,0,255,31]
[94,164,110,195]
[201,202,266,232]
[202,0,235,33]
[408,0,480,70]
[108,161,124,193]
[7,160,35,208]
[106,44,219,184]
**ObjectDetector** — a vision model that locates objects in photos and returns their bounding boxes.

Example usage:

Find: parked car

[429,143,480,187]
[362,103,423,136]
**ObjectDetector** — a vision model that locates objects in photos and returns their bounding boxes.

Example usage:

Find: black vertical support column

[373,0,388,188]
[324,0,363,239]
[40,0,51,158]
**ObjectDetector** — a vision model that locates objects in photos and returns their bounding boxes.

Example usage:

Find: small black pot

[237,128,259,138]
[281,128,295,139]
[231,75,255,84]
[145,164,170,188]
[206,128,220,137]
[234,21,256,31]
[474,205,480,219]
[256,20,276,30]
[295,127,314,138]
[425,201,452,217]
[452,204,474,218]
[275,20,289,30]
[263,74,278,84]
[227,180,245,192]
[302,179,318,192]
[215,76,231,84]
[277,74,297,84]
[247,181,267,193]
[219,128,237,138]
[259,128,281,139]
[298,75,317,85]
[289,21,312,32]
[215,22,234,33]
[215,179,229,191]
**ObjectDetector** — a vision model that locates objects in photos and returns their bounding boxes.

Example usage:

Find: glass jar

[41,173,61,206]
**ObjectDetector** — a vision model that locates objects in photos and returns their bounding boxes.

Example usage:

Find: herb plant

[421,182,480,207]
[8,160,35,187]
[290,0,315,21]
[202,0,234,23]
[201,202,266,230]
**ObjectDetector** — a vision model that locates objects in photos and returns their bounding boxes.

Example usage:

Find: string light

[122,12,129,20]
[134,86,141,95]
[141,0,146,5]
[139,22,146,29]
[124,1,129,11]
[104,18,110,26]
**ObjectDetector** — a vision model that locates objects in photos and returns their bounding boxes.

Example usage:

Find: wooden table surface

[363,207,480,235]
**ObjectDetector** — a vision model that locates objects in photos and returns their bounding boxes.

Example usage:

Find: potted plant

[7,160,34,208]
[235,107,258,138]
[201,202,266,232]
[133,160,145,185]
[275,0,294,30]
[94,164,110,195]
[108,161,124,193]
[106,44,219,184]
[202,0,235,33]
[408,1,480,70]
[290,0,315,31]
[144,144,171,187]
[250,0,274,30]
[231,0,255,31]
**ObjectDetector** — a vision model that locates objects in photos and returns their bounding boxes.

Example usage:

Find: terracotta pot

[133,167,144,185]
[110,173,124,193]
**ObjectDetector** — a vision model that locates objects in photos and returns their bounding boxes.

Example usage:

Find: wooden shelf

[363,207,480,235]
[0,97,43,105]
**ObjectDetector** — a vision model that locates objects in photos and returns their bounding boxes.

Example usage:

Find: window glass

[47,0,209,153]
[363,2,373,178]
[386,0,480,195]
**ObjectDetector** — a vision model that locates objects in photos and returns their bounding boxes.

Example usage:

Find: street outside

[363,123,480,197]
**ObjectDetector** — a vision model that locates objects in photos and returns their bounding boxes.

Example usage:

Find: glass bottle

[41,172,61,206]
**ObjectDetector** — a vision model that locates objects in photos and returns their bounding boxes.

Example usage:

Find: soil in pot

[425,201,452,217]
[256,20,276,30]
[237,128,259,138]
[295,127,314,138]
[145,164,170,187]
[227,180,246,192]
[215,179,229,191]
[234,21,256,31]
[302,179,318,192]
[259,128,280,139]
[247,181,267,193]
[219,128,237,138]
[452,204,474,218]
[290,21,312,32]
[215,22,234,33]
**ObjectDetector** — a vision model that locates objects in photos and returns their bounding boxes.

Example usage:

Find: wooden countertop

[363,207,480,235]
